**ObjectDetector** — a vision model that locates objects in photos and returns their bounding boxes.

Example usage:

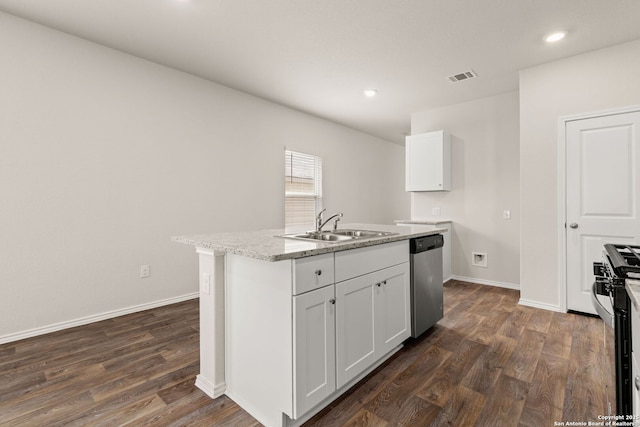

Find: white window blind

[285,149,323,233]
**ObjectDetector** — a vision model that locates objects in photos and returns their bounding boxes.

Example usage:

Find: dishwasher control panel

[410,234,444,253]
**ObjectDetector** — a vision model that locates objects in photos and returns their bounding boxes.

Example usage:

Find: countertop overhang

[626,279,640,312]
[172,223,448,262]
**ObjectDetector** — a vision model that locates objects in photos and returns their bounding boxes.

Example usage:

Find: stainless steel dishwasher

[410,234,444,338]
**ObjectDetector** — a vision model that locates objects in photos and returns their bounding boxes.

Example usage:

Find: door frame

[557,104,640,313]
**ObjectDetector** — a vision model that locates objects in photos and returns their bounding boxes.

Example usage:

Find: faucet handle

[333,213,343,231]
[317,208,326,221]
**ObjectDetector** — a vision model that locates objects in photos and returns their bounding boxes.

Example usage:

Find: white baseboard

[0,292,199,345]
[195,374,226,399]
[518,298,563,313]
[450,275,520,290]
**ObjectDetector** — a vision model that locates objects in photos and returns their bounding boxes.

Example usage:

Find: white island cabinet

[226,241,409,426]
[171,223,447,427]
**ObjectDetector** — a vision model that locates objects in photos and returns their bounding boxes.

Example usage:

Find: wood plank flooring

[0,280,615,426]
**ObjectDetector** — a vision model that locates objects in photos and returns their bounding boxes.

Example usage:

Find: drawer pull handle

[315,269,322,276]
[636,376,640,391]
[376,282,381,287]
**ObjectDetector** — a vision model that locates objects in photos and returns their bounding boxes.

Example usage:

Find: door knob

[569,223,579,229]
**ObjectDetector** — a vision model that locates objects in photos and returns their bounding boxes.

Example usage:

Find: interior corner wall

[519,38,640,310]
[410,91,520,287]
[0,12,409,342]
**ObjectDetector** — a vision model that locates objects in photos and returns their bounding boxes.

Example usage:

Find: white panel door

[566,111,640,313]
[292,285,336,417]
[335,274,376,389]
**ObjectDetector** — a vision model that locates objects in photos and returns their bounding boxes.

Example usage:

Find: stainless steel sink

[332,229,398,238]
[280,229,398,243]
[281,232,354,243]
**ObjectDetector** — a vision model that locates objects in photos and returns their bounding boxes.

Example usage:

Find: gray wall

[410,91,520,287]
[0,12,409,341]
[519,39,640,310]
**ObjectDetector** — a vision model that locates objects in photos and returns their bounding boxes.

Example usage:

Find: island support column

[195,247,226,398]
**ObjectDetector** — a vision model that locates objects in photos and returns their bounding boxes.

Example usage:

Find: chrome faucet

[316,209,343,233]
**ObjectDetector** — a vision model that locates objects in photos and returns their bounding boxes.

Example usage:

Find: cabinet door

[293,285,336,417]
[335,274,377,389]
[376,263,411,355]
[405,130,451,192]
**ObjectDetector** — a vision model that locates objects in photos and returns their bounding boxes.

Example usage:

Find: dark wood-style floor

[0,281,614,426]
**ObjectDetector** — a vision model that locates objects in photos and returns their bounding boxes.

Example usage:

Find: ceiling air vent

[447,69,478,83]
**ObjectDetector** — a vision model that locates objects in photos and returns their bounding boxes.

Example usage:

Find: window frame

[284,149,323,232]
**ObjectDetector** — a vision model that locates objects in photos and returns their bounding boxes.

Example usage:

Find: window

[285,149,323,232]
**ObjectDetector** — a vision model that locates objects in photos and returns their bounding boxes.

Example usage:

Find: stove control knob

[569,223,579,229]
[593,262,605,277]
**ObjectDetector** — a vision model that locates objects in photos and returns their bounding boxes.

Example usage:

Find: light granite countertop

[395,219,452,225]
[626,279,640,312]
[172,223,448,262]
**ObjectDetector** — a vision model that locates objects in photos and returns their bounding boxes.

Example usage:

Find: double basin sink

[282,229,398,243]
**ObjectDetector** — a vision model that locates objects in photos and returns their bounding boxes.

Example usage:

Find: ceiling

[2,1,640,144]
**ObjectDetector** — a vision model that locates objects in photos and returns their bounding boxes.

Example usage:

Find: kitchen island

[172,223,447,427]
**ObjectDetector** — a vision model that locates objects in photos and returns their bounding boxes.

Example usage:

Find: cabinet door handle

[329,298,336,305]
[382,280,387,285]
[635,376,640,391]
[315,269,322,276]
[376,282,381,287]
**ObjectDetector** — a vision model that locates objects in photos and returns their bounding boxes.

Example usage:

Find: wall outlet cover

[140,264,150,278]
[201,273,211,294]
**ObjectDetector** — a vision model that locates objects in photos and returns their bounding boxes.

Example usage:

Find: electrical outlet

[472,252,488,268]
[503,210,511,219]
[432,207,441,216]
[140,265,150,278]
[201,273,211,294]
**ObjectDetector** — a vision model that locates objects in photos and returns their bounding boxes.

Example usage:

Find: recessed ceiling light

[364,89,377,97]
[545,31,566,43]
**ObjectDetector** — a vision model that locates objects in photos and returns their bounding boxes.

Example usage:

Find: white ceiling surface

[2,1,640,144]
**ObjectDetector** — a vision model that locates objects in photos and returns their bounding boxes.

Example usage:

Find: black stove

[593,244,640,416]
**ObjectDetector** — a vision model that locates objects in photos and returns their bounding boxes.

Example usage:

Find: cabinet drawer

[293,253,334,295]
[335,241,409,283]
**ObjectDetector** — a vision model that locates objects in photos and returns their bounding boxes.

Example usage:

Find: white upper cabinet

[405,130,451,192]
